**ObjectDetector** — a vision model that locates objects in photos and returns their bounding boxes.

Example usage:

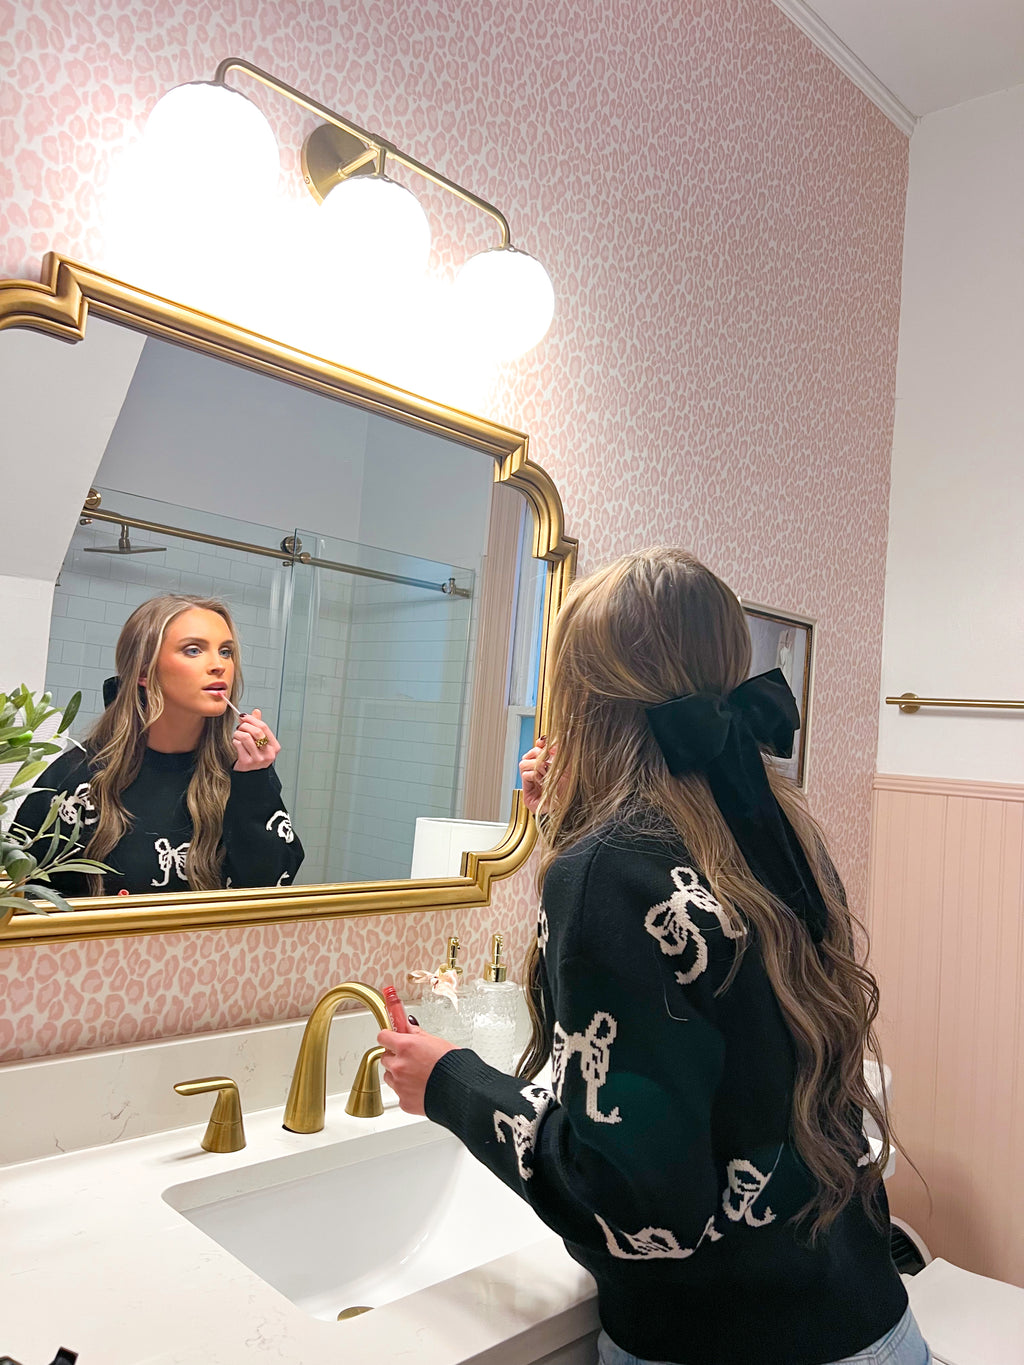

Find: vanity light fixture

[134,59,555,362]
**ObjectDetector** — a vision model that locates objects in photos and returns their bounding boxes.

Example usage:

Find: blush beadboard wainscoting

[868,772,1024,1287]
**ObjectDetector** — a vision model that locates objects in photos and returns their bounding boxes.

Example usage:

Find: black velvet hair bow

[646,669,829,943]
[102,676,147,709]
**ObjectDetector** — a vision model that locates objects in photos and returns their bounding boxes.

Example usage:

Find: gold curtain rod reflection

[886,692,1024,714]
[80,502,471,598]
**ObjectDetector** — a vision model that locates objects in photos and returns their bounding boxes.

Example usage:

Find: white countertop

[1,1089,598,1365]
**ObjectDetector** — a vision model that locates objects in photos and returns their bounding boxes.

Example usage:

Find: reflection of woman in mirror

[17,594,304,898]
[378,549,925,1365]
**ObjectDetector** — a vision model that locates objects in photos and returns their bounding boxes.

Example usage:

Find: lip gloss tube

[383,985,410,1032]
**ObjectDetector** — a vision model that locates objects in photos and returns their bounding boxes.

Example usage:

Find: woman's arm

[221,764,305,889]
[221,709,304,889]
[382,845,730,1260]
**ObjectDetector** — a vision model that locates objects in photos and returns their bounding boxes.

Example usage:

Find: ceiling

[776,0,1024,127]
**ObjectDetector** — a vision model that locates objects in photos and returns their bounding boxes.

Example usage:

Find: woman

[379,549,929,1365]
[17,593,303,896]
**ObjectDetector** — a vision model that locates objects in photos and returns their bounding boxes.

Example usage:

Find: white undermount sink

[163,1118,552,1323]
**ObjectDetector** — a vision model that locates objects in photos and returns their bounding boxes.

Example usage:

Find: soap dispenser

[411,935,476,1049]
[472,933,520,1073]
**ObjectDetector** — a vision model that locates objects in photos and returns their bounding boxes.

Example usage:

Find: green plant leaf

[21,883,76,914]
[12,759,49,789]
[28,741,62,758]
[57,692,82,734]
[44,859,111,874]
[36,793,63,839]
[2,849,37,883]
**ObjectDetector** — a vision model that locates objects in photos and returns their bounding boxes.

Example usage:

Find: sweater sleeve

[424,842,730,1261]
[8,749,100,897]
[221,766,305,889]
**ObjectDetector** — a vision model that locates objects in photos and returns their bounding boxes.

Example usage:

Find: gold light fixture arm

[213,57,512,247]
[885,692,1024,714]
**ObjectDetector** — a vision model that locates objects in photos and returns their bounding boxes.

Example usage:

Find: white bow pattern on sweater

[266,810,294,842]
[644,864,744,985]
[151,838,189,887]
[58,782,99,828]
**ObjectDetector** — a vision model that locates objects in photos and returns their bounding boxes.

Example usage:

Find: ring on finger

[253,734,269,749]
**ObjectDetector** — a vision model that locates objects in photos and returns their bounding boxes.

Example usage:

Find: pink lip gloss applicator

[383,986,411,1033]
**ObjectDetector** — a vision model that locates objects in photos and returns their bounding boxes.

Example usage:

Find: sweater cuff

[424,1047,502,1135]
[228,764,280,809]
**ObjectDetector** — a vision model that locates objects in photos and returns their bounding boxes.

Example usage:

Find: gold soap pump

[441,934,464,979]
[484,931,508,983]
[474,932,519,1072]
[413,934,474,1047]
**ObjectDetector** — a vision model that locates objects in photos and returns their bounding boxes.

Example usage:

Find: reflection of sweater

[14,747,304,896]
[425,820,906,1365]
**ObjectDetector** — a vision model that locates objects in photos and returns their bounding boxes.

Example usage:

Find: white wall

[0,319,145,690]
[877,84,1024,783]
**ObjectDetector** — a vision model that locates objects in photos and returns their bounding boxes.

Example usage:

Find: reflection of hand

[232,708,281,771]
[377,1023,456,1116]
[519,737,557,814]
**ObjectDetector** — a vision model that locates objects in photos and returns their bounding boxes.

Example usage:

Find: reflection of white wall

[877,85,1024,783]
[94,337,367,540]
[0,318,145,688]
[93,335,496,570]
[359,413,494,568]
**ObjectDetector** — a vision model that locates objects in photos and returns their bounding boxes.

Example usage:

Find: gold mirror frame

[0,254,576,946]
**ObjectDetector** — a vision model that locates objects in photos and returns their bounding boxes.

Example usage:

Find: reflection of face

[145,608,236,718]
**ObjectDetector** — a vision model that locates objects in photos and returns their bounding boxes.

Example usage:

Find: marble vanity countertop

[0,1090,598,1365]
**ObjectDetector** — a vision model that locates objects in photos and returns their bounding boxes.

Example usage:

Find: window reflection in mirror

[39,326,544,894]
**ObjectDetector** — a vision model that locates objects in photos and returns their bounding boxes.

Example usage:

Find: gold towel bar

[886,693,1024,714]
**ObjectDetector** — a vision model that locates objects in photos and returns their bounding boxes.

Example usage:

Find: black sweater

[425,821,906,1365]
[14,747,304,896]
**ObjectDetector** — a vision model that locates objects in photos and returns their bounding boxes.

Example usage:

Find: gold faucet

[283,981,391,1133]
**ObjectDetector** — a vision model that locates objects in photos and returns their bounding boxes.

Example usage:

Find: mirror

[0,255,576,945]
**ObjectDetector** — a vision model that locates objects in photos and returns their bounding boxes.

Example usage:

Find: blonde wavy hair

[518,547,906,1239]
[83,594,242,892]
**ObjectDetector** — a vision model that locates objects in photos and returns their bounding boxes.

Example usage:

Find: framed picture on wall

[741,602,815,787]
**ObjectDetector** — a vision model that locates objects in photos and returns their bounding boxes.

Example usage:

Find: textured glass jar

[471,978,520,1072]
[413,984,476,1049]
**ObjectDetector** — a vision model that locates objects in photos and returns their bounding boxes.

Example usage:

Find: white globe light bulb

[105,82,282,316]
[452,246,555,362]
[140,81,281,205]
[318,175,431,283]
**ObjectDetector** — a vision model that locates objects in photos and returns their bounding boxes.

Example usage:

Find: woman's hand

[519,737,557,814]
[377,1024,456,1116]
[231,707,281,771]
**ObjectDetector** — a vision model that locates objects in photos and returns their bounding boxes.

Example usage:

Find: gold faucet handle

[174,1076,246,1153]
[345,1045,386,1119]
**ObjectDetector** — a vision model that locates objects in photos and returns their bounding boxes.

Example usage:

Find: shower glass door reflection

[275,532,476,885]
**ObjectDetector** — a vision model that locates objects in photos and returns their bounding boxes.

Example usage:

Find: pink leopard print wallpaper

[0,0,908,1061]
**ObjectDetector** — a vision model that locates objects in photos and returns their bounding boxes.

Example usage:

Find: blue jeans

[596,1304,931,1365]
